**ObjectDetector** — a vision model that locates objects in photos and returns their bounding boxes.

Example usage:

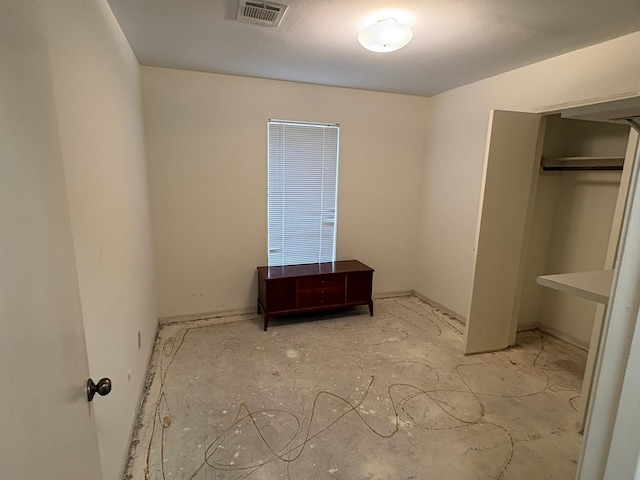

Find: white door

[465,110,543,354]
[0,1,102,477]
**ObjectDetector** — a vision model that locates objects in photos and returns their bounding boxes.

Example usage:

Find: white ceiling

[106,0,640,97]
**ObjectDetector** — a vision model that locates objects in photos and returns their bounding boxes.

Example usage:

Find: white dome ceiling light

[358,18,414,53]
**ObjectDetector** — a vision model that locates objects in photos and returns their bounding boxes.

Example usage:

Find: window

[267,120,340,267]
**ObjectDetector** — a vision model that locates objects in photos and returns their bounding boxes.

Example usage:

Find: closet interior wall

[517,115,630,348]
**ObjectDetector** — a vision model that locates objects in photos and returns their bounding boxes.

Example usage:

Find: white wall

[416,31,640,319]
[141,67,430,319]
[42,2,158,479]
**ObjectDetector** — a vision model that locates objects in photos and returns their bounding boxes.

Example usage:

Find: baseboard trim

[159,291,468,327]
[122,320,159,479]
[159,306,257,325]
[536,324,589,351]
[374,290,413,299]
[411,290,466,324]
[160,292,415,324]
[517,322,540,332]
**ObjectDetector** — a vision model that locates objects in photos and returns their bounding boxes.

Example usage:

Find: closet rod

[541,155,625,172]
[542,165,623,172]
[542,156,625,162]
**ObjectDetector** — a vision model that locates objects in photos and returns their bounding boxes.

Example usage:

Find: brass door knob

[87,378,112,402]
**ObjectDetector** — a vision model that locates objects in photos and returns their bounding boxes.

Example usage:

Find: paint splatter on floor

[124,296,586,480]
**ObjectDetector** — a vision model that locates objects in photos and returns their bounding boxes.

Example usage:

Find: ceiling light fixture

[358,18,413,53]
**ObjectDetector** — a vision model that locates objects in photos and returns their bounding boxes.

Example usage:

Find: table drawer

[297,274,346,308]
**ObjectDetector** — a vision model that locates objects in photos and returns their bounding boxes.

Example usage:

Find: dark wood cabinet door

[346,271,373,303]
[266,278,296,311]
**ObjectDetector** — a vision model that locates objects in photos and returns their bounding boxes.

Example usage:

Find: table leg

[368,300,374,316]
[263,314,270,331]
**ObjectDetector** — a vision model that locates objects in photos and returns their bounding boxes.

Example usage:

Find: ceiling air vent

[237,1,288,27]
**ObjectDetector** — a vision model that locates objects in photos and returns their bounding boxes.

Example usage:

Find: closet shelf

[536,269,613,304]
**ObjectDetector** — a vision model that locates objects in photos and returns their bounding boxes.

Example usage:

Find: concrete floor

[125,296,586,480]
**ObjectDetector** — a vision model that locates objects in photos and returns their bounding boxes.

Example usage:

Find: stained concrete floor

[125,296,586,480]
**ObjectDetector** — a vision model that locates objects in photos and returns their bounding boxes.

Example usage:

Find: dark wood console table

[257,260,374,330]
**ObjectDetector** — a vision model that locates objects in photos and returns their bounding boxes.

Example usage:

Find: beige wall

[43,1,158,479]
[416,31,640,320]
[142,67,430,319]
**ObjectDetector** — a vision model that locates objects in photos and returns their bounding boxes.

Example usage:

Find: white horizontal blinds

[268,120,339,266]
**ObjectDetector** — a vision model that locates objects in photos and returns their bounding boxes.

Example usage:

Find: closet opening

[465,97,640,430]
